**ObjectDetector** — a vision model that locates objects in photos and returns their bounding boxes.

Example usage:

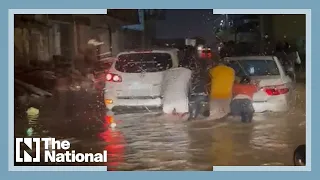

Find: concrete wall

[14,27,30,66]
[14,26,50,66]
[111,29,122,56]
[122,28,143,50]
[14,15,138,67]
[110,28,144,56]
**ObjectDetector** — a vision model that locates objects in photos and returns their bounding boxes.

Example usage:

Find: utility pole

[225,14,229,29]
[260,15,265,39]
[259,15,265,53]
[142,10,146,49]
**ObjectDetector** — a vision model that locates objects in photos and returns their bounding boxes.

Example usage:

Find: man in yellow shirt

[209,60,235,99]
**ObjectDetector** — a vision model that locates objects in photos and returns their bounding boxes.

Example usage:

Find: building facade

[216,14,305,51]
[270,14,306,49]
[14,12,140,67]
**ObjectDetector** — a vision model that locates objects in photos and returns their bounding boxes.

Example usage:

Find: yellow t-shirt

[209,64,235,99]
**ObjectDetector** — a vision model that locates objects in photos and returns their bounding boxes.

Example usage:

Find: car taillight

[106,73,122,82]
[200,52,212,59]
[262,84,289,96]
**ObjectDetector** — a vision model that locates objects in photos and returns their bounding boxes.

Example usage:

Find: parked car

[293,144,306,166]
[103,48,180,112]
[224,55,296,113]
[199,47,212,60]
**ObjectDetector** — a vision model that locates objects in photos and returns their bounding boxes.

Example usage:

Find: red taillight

[106,73,122,82]
[263,84,289,96]
[200,52,212,59]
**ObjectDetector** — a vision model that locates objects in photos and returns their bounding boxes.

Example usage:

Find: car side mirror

[293,144,306,166]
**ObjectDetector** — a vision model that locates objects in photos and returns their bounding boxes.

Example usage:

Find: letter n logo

[15,138,41,163]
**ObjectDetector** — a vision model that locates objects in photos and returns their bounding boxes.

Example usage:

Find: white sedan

[225,56,296,113]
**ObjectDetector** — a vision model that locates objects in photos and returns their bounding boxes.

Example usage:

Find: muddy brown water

[14,82,306,170]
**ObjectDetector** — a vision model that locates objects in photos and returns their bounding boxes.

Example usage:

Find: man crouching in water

[230,76,258,123]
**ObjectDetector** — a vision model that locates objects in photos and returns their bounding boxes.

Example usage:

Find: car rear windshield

[228,59,280,76]
[116,53,173,73]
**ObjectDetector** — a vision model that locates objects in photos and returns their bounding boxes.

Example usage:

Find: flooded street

[14,82,306,170]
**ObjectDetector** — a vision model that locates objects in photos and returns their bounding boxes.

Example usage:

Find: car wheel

[293,144,306,166]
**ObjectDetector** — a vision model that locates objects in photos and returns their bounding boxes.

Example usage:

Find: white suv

[104,48,180,112]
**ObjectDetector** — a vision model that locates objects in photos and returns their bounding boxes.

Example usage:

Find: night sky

[155,10,220,44]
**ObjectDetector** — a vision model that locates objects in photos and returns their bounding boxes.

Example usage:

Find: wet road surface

[14,82,306,170]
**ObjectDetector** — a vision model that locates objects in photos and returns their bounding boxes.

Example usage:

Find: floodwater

[14,82,306,170]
